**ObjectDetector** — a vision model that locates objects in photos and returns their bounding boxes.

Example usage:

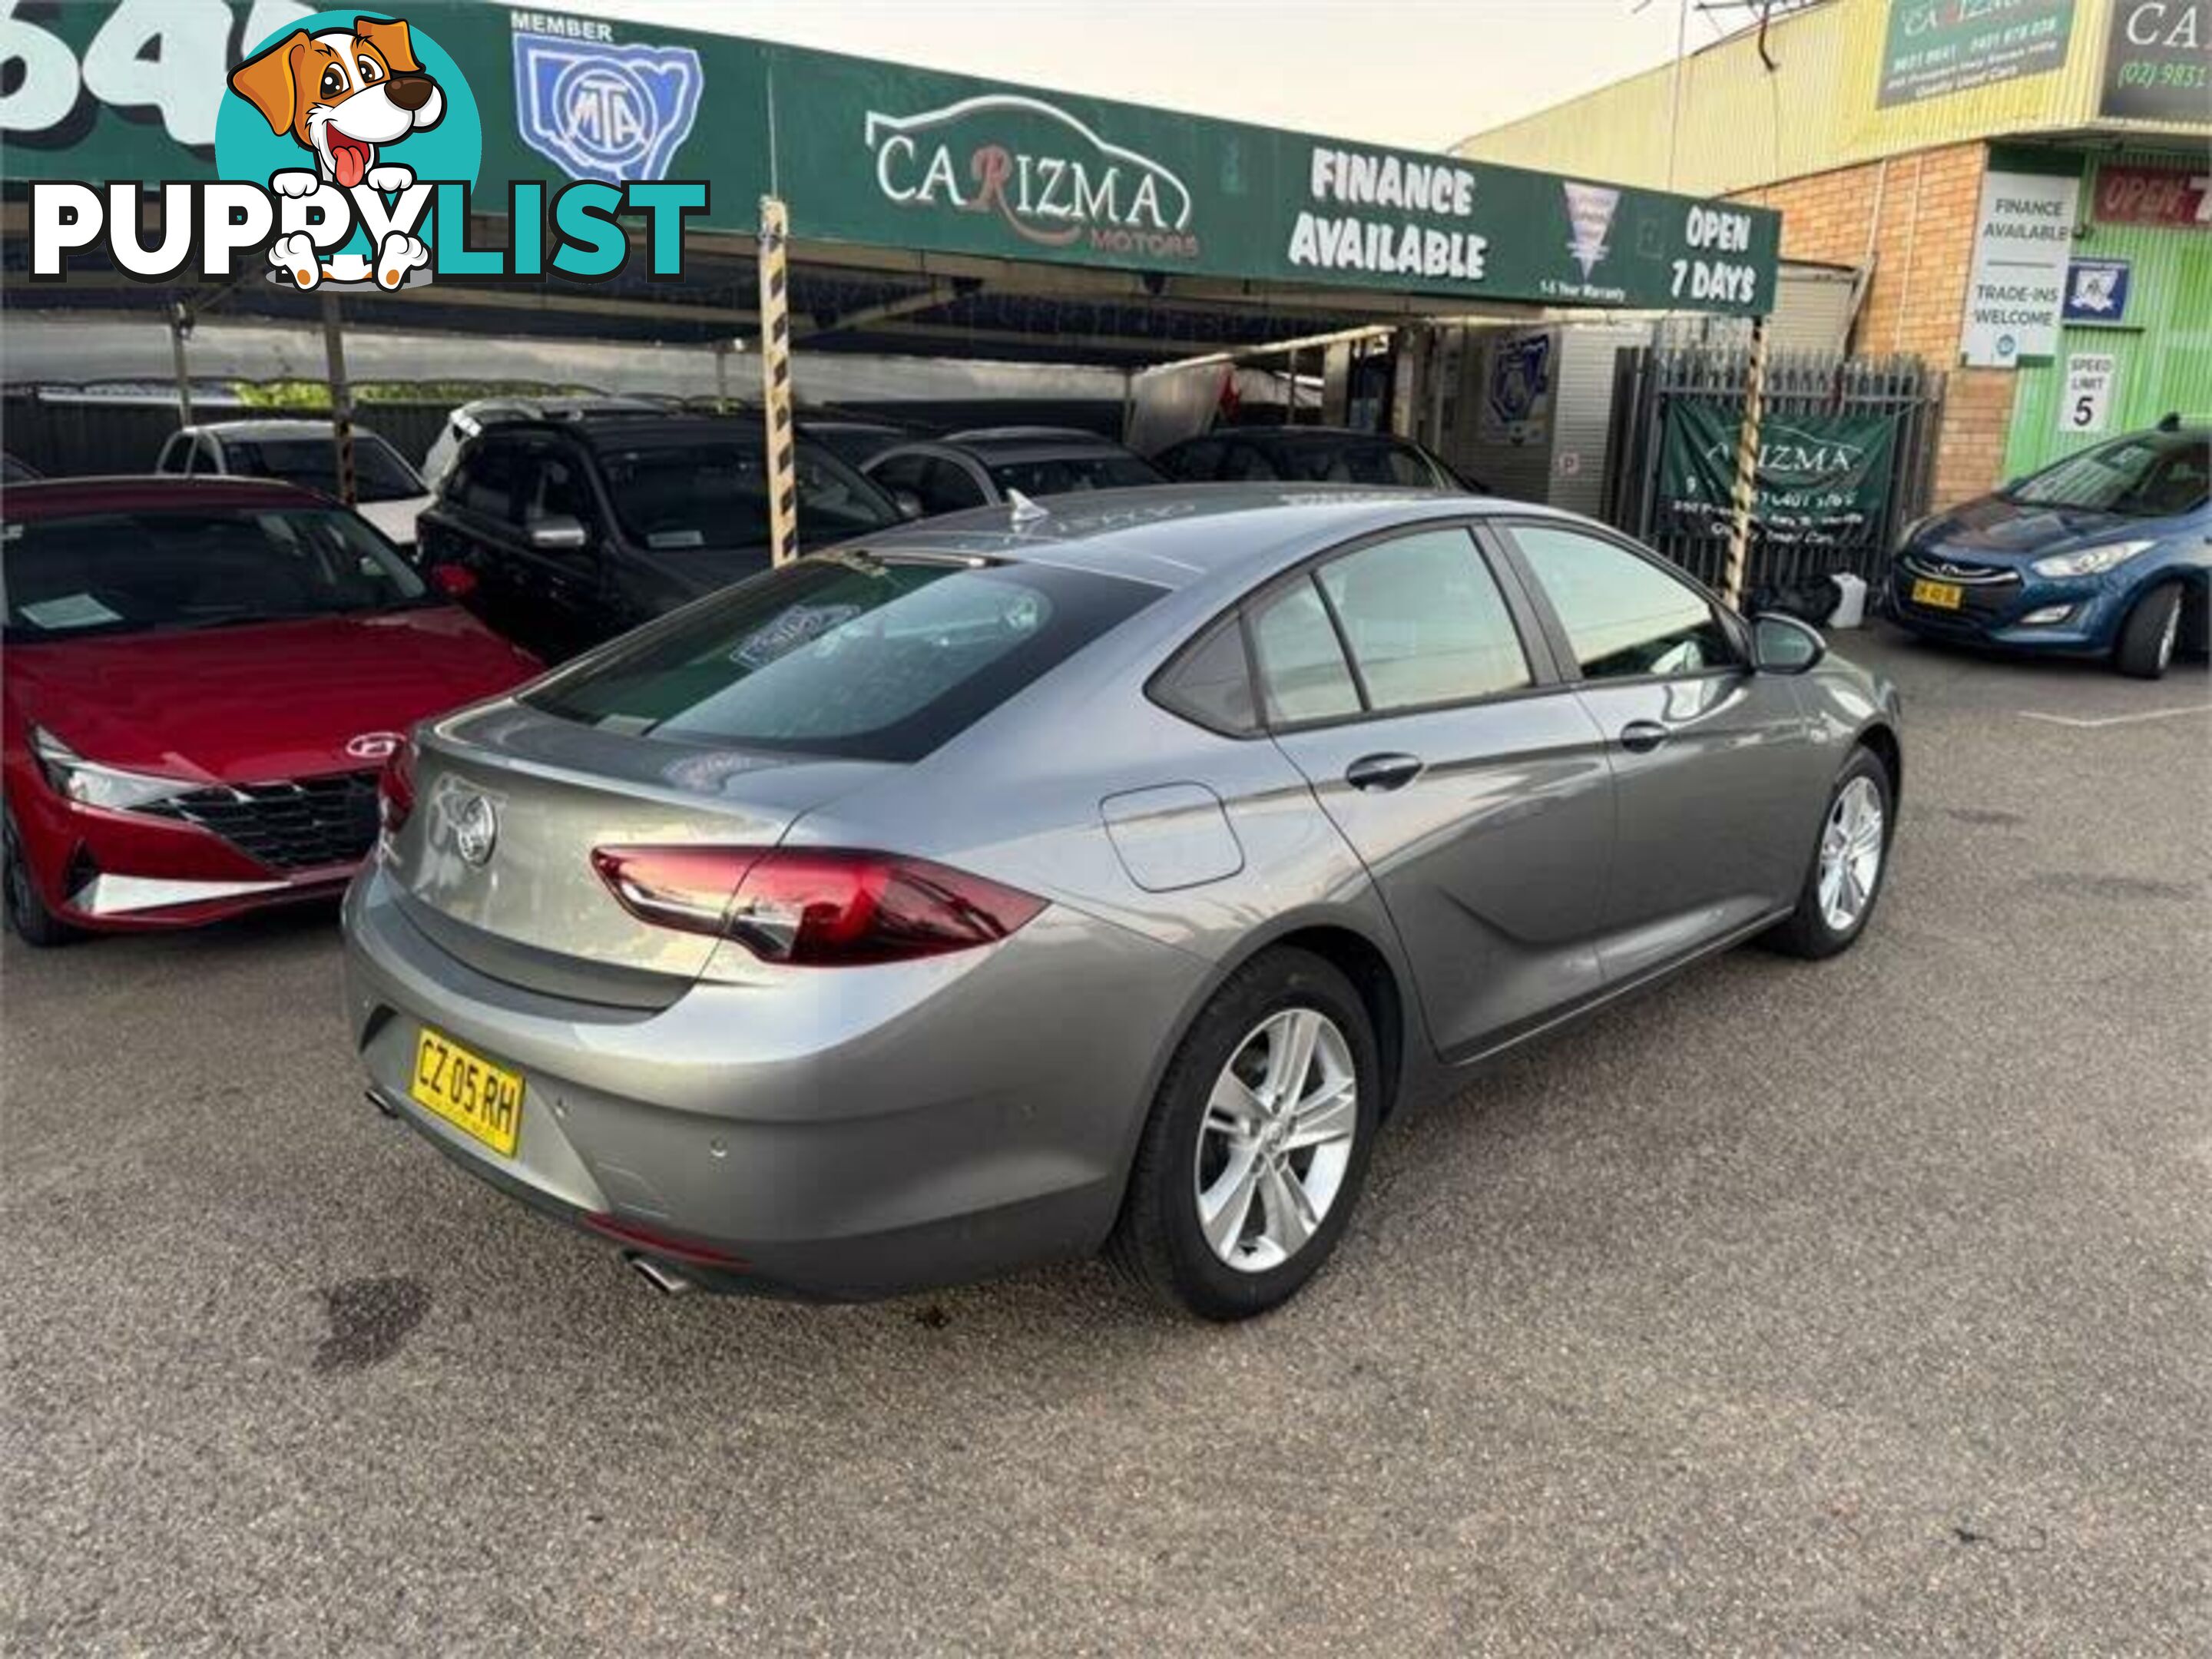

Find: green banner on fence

[1660,405,1902,547]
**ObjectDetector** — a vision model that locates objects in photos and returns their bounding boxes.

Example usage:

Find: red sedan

[2,476,539,945]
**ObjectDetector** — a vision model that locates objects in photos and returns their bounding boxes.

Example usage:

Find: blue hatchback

[1889,422,2209,678]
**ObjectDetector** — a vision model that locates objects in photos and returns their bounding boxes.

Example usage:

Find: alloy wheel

[2157,599,2181,671]
[1817,775,1886,932]
[1193,1007,1358,1273]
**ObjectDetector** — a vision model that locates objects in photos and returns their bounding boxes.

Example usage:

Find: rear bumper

[340,863,1210,1300]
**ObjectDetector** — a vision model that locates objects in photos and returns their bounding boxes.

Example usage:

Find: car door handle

[1346,753,1424,792]
[1619,721,1670,754]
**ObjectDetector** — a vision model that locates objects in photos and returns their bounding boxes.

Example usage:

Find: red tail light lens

[591,846,1045,966]
[427,562,478,599]
[377,740,416,836]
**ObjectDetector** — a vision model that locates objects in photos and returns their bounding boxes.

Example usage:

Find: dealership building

[1457,0,2212,505]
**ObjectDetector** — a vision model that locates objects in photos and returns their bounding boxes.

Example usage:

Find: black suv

[1153,426,1479,492]
[418,414,903,661]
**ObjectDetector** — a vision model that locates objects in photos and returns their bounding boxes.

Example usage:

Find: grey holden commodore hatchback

[344,486,1903,1320]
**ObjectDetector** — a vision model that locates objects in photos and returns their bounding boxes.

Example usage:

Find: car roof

[892,435,1144,466]
[942,425,1106,443]
[177,419,394,442]
[456,395,670,422]
[0,475,325,517]
[489,414,766,451]
[1183,426,1419,448]
[831,483,1548,591]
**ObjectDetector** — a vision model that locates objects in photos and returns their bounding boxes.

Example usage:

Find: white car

[155,419,432,552]
[420,395,670,490]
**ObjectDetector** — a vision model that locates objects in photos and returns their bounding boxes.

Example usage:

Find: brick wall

[1736,142,2017,504]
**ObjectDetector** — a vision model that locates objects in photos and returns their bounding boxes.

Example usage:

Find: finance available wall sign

[1959,168,2079,368]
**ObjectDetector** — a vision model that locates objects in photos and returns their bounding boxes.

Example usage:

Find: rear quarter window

[1150,615,1259,735]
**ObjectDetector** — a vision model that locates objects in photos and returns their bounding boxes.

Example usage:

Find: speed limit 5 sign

[2061,353,2118,435]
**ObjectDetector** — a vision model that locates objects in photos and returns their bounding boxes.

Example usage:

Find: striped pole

[1722,314,1769,611]
[320,290,357,508]
[756,195,798,567]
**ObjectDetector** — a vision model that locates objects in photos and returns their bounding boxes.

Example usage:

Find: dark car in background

[2,477,538,945]
[422,395,673,491]
[1154,426,1477,492]
[863,427,1164,516]
[417,413,904,661]
[2,452,41,485]
[1889,421,2210,678]
[800,418,922,470]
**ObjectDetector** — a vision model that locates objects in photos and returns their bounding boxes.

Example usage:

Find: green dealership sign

[1661,405,1902,548]
[771,45,1779,313]
[1876,0,2077,107]
[2,2,1778,316]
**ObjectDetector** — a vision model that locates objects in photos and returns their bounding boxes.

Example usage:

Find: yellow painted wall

[1455,0,2207,197]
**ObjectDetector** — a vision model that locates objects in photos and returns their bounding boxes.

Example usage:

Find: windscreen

[224,433,424,502]
[986,453,1164,496]
[2,506,427,640]
[525,553,1158,762]
[601,439,901,552]
[2008,432,2210,517]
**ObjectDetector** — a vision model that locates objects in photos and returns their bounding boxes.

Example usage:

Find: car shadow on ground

[2,895,341,963]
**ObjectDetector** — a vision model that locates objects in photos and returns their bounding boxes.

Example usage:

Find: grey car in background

[863,426,1164,517]
[343,487,1903,1319]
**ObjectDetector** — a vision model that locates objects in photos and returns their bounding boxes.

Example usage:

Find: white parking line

[2018,705,2212,730]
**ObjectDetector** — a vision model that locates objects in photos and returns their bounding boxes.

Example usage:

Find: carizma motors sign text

[863,94,1198,261]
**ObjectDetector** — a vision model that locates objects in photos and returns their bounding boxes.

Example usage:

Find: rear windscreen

[525,554,1159,762]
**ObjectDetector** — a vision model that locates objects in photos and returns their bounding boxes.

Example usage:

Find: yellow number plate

[1911,578,1964,610]
[409,1027,524,1158]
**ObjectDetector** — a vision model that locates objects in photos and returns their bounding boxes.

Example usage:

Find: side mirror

[528,515,589,554]
[892,488,926,521]
[1752,612,1826,674]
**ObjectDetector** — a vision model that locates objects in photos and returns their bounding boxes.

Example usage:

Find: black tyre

[3,814,81,949]
[2179,583,2211,661]
[1765,747,1894,961]
[2113,581,2184,680]
[1108,948,1381,1320]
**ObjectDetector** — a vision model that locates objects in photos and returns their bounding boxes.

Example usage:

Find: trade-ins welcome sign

[4,4,1780,316]
[1959,167,2079,367]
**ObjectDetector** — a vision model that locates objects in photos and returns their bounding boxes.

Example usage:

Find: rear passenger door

[1257,523,1615,1059]
[1496,521,1823,980]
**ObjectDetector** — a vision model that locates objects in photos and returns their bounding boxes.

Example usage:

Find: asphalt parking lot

[3,625,2205,1654]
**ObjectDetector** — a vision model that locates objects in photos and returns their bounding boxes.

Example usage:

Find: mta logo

[515,35,703,185]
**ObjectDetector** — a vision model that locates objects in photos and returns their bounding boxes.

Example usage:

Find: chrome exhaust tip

[624,1252,696,1296]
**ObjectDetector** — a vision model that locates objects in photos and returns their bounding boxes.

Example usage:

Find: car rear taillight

[378,740,416,836]
[427,562,478,598]
[590,846,1045,966]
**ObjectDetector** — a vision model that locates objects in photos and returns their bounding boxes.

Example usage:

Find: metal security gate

[1603,347,1945,597]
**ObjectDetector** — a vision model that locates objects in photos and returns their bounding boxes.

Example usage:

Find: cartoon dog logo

[227,15,445,290]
